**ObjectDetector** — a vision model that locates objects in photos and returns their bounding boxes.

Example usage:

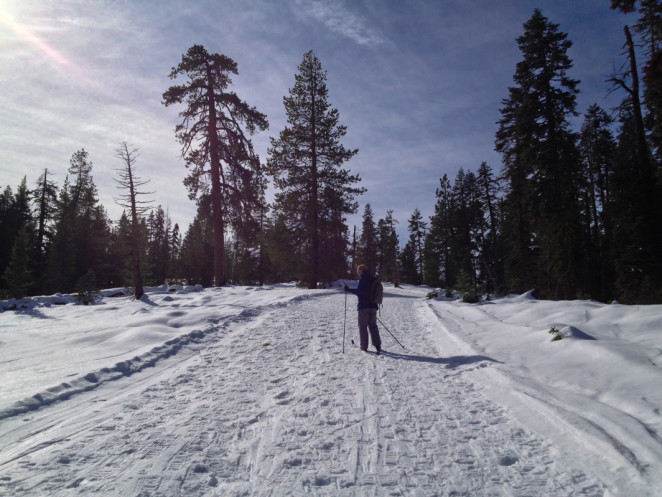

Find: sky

[0,0,637,243]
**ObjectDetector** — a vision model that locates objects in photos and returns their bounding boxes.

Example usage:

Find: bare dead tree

[114,142,154,299]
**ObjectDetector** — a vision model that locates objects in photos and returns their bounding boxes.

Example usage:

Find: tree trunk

[127,163,144,300]
[625,26,651,170]
[206,65,225,287]
[309,72,319,289]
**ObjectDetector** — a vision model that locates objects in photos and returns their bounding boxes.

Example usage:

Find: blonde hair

[356,264,369,275]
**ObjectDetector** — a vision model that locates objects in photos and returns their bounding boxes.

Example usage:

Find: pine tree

[377,210,399,285]
[145,206,172,286]
[611,101,662,301]
[357,204,378,273]
[407,209,426,284]
[399,241,418,285]
[611,1,662,159]
[180,199,214,287]
[263,213,297,283]
[476,162,502,294]
[163,45,268,287]
[578,105,617,300]
[0,178,32,287]
[609,1,662,301]
[47,150,110,292]
[2,224,35,299]
[107,211,134,287]
[267,50,364,288]
[170,223,182,281]
[496,9,583,299]
[32,169,58,293]
[425,175,453,289]
[318,191,351,285]
[450,169,476,290]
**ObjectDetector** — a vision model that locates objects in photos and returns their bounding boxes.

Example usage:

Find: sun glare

[0,6,76,70]
[0,3,113,99]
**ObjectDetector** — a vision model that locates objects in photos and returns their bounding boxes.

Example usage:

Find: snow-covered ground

[0,283,661,496]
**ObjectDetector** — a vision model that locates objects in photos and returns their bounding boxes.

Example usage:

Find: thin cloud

[294,0,388,47]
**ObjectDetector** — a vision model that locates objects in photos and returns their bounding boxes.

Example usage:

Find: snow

[1,283,661,496]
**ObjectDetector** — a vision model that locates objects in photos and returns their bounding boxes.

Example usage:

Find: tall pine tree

[163,45,268,287]
[407,209,426,285]
[267,51,364,288]
[496,9,583,299]
[425,175,453,288]
[32,169,58,293]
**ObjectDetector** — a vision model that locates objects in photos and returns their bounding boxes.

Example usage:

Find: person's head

[356,264,369,277]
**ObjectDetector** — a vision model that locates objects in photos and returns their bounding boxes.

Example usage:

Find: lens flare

[0,9,77,71]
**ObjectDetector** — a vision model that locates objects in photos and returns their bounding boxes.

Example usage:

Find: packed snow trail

[0,287,623,496]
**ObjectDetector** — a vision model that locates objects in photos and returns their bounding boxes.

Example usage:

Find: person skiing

[344,264,382,354]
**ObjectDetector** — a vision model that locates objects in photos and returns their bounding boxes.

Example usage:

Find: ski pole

[342,284,347,354]
[376,316,406,349]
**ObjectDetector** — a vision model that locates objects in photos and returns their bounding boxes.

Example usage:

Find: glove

[344,285,350,292]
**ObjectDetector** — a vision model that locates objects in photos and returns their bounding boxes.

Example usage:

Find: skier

[344,264,382,353]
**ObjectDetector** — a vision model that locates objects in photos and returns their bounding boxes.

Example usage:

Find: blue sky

[0,0,636,243]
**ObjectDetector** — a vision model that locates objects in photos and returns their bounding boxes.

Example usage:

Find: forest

[1,2,661,304]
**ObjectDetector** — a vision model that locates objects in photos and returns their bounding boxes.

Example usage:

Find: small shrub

[425,290,439,300]
[549,326,563,341]
[462,291,480,303]
[75,270,99,305]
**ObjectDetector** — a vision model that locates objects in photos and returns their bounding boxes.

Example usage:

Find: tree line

[397,3,662,304]
[2,3,661,304]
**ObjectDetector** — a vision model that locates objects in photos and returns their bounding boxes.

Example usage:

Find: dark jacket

[349,270,379,311]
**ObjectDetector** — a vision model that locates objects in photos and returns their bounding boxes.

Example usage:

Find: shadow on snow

[380,351,502,369]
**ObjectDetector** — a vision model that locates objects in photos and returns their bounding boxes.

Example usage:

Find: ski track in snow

[0,288,611,496]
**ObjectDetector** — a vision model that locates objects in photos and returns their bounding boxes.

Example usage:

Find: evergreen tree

[609,2,662,301]
[450,169,479,292]
[2,224,35,299]
[267,50,364,288]
[476,162,502,294]
[263,213,297,283]
[47,177,76,291]
[399,241,419,285]
[0,178,32,288]
[47,150,110,292]
[144,207,176,286]
[578,105,617,300]
[610,101,662,301]
[107,211,134,287]
[163,45,268,287]
[318,190,351,285]
[407,209,426,284]
[32,169,58,293]
[170,223,182,281]
[180,198,214,286]
[227,165,268,285]
[357,204,378,273]
[377,210,399,285]
[425,175,453,288]
[496,9,583,299]
[611,1,662,160]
